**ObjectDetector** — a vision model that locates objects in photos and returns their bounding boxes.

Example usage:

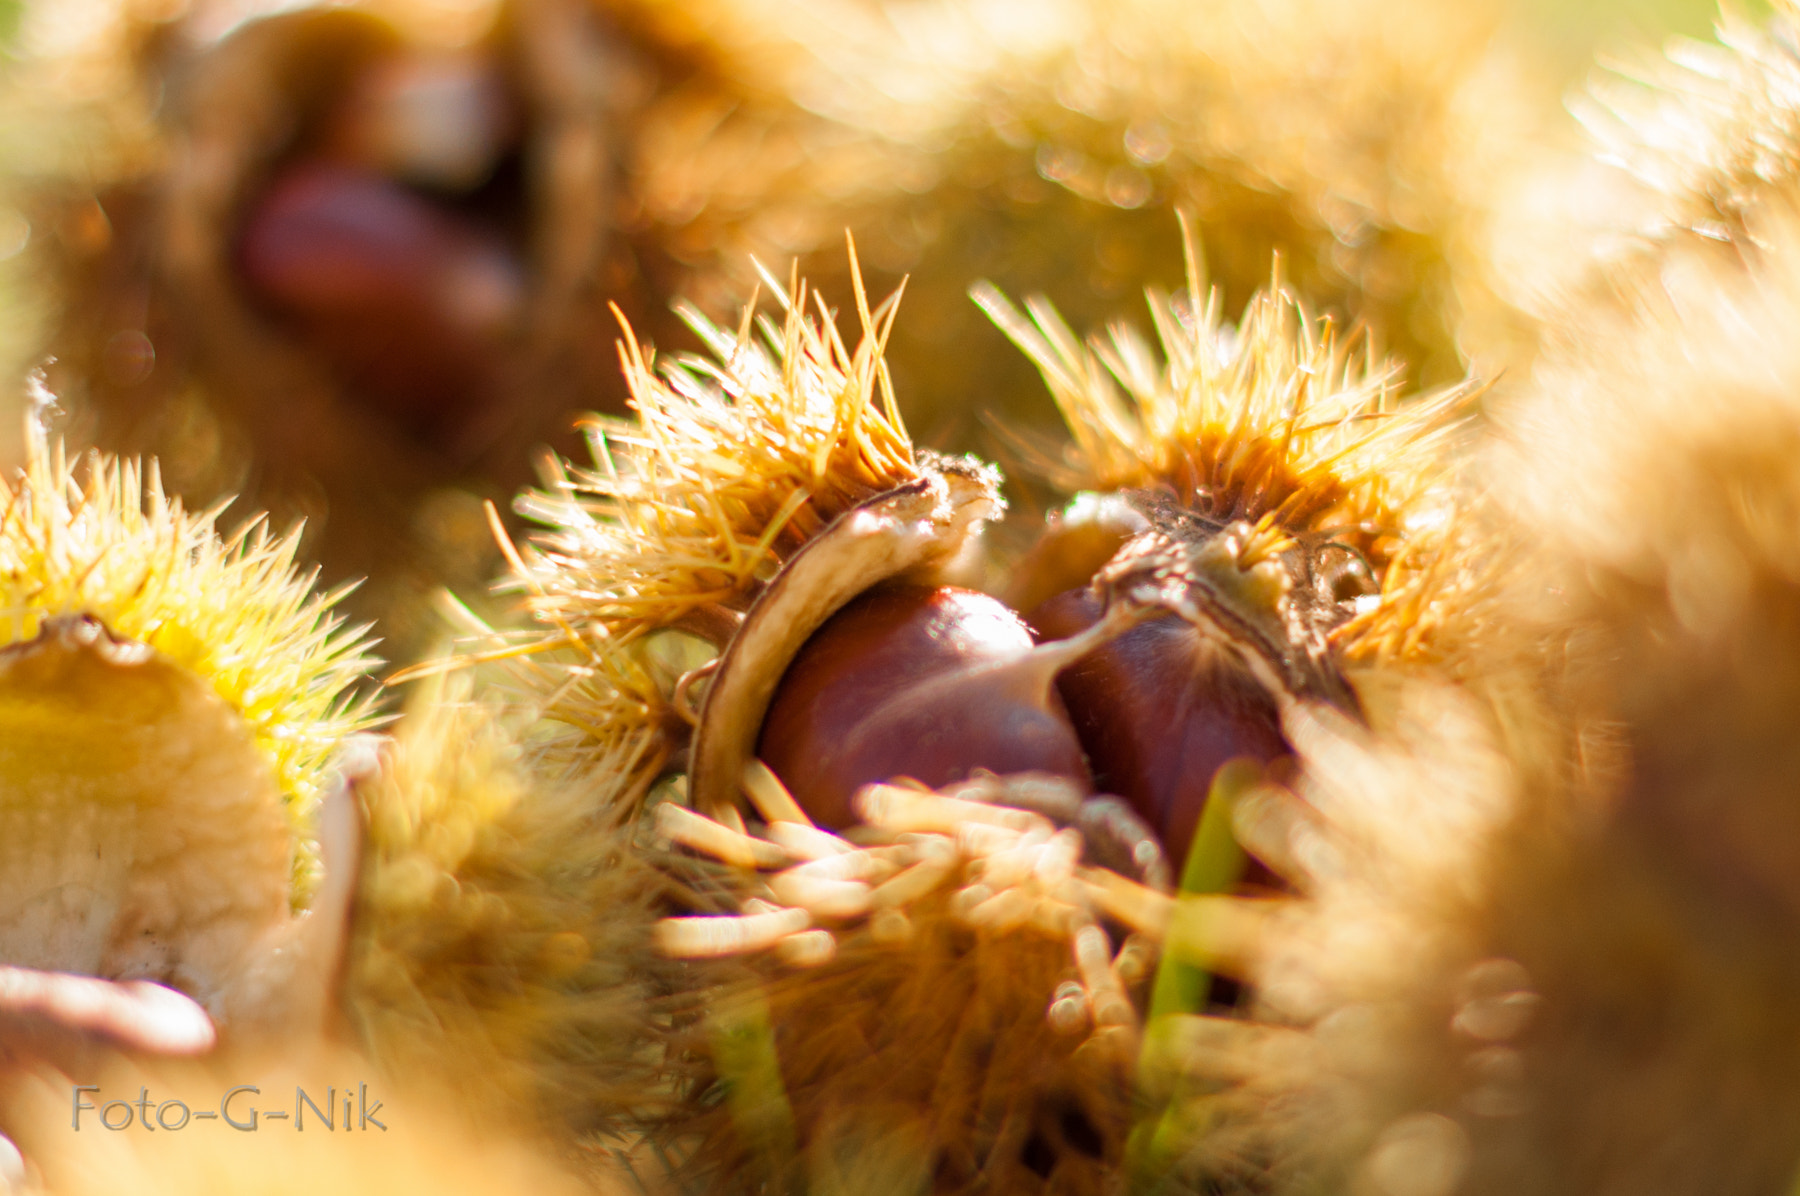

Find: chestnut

[758,584,1093,830]
[236,160,524,445]
[1030,585,1288,868]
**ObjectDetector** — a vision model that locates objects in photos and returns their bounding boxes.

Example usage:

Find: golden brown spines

[1220,183,1800,1196]
[0,413,378,900]
[978,247,1477,671]
[486,266,994,803]
[347,679,672,1143]
[517,267,919,647]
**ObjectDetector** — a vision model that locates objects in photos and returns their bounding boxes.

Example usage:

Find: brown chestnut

[236,159,524,445]
[758,584,1093,830]
[1030,585,1288,868]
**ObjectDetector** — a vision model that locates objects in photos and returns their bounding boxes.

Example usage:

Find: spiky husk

[522,269,915,636]
[0,414,377,898]
[1582,0,1800,251]
[492,268,925,783]
[346,676,678,1147]
[670,893,1137,1195]
[979,256,1479,668]
[645,777,1172,1195]
[1204,199,1800,1196]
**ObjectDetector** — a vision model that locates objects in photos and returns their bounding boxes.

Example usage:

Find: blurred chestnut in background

[237,161,525,451]
[32,0,731,663]
[232,35,529,456]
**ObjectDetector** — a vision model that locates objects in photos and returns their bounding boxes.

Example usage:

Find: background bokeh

[0,0,1768,665]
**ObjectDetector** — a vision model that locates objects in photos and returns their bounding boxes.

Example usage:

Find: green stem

[1127,757,1260,1193]
[710,991,799,1185]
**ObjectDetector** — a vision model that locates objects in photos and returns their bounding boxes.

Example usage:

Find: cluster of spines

[0,412,379,897]
[975,242,1475,662]
[349,677,673,1141]
[436,256,930,789]
[518,259,918,646]
[1582,0,1800,247]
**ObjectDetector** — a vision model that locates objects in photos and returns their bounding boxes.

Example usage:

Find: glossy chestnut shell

[1030,585,1289,867]
[759,583,1093,829]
